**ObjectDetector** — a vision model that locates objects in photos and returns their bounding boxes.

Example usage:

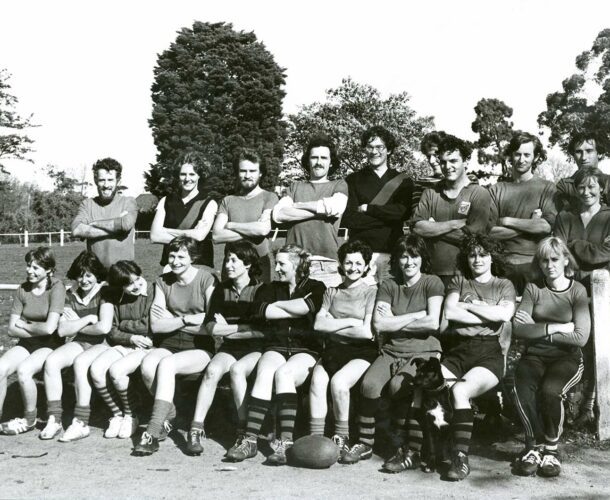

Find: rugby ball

[289,435,340,469]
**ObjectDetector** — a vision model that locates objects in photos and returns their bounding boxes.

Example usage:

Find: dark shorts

[321,342,378,377]
[218,341,264,360]
[441,336,504,382]
[155,332,214,354]
[17,334,63,354]
[265,346,320,360]
[73,333,106,346]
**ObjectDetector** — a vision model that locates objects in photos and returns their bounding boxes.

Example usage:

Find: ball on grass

[288,435,340,469]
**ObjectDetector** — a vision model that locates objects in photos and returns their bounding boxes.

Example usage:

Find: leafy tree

[538,29,610,154]
[283,77,434,181]
[471,98,514,178]
[145,21,287,198]
[0,69,36,173]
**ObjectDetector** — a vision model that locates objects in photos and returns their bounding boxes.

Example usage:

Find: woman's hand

[130,335,153,348]
[514,310,535,325]
[375,302,394,317]
[214,313,228,325]
[87,314,99,325]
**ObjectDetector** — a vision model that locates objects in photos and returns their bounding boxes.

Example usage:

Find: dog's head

[411,357,444,391]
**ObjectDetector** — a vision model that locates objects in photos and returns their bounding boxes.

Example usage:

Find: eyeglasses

[366,145,386,152]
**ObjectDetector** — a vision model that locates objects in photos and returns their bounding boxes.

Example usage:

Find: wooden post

[60,229,64,247]
[24,230,29,248]
[591,269,610,440]
[48,232,52,246]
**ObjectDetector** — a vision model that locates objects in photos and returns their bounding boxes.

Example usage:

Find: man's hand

[357,204,368,213]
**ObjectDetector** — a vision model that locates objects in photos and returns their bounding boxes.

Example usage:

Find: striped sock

[117,386,133,416]
[24,409,37,427]
[47,400,62,421]
[310,417,326,436]
[452,408,474,455]
[335,420,349,437]
[147,399,173,438]
[97,385,122,416]
[358,397,379,447]
[74,405,91,426]
[277,392,298,441]
[245,397,271,439]
[406,409,424,452]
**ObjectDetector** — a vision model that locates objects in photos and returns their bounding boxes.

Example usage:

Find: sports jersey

[107,282,154,347]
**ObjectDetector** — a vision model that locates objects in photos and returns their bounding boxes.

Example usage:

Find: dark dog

[411,357,455,472]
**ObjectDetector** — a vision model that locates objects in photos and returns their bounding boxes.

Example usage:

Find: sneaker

[382,447,421,473]
[446,451,470,481]
[538,452,561,478]
[104,415,123,439]
[59,418,90,442]
[186,429,205,456]
[266,438,293,466]
[225,436,257,462]
[225,433,245,458]
[1,417,36,435]
[133,431,159,456]
[39,415,63,440]
[158,420,173,442]
[342,443,373,465]
[332,434,350,462]
[118,414,139,439]
[513,448,542,477]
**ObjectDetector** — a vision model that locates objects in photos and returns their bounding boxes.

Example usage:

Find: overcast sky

[2,0,609,194]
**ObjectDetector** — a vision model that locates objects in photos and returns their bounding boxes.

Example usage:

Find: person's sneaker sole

[39,427,63,440]
[59,432,89,443]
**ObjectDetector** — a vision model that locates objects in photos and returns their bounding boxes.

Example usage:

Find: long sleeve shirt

[108,282,154,347]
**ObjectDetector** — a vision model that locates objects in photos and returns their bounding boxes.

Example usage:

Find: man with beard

[212,149,279,282]
[71,158,138,269]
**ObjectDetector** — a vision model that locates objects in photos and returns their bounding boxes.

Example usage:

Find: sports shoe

[158,420,173,442]
[1,417,36,435]
[332,434,350,462]
[225,435,257,462]
[39,415,63,440]
[104,415,123,439]
[186,429,205,456]
[59,418,90,442]
[342,443,373,464]
[513,448,542,477]
[446,451,470,481]
[538,452,561,478]
[133,431,159,456]
[266,438,293,465]
[118,414,139,439]
[382,447,421,473]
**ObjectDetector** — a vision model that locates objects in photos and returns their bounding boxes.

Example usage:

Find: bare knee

[16,363,36,382]
[203,364,224,383]
[330,376,349,399]
[229,363,245,381]
[89,363,108,387]
[451,382,471,406]
[156,357,175,378]
[310,371,329,399]
[274,364,292,384]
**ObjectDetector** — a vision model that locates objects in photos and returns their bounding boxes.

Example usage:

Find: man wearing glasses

[342,126,414,284]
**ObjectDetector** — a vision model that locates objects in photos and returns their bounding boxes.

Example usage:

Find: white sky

[2,0,610,195]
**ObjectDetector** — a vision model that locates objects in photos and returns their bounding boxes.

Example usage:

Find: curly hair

[300,134,340,178]
[224,240,262,279]
[25,246,56,290]
[275,244,311,283]
[437,134,473,161]
[361,126,397,154]
[108,260,143,288]
[504,131,547,170]
[420,131,447,155]
[92,157,122,179]
[66,250,106,282]
[337,239,373,278]
[457,234,506,279]
[533,236,578,280]
[390,234,431,283]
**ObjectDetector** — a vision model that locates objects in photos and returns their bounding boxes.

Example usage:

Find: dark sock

[24,409,37,426]
[407,408,424,452]
[310,417,325,436]
[117,386,133,416]
[47,400,62,421]
[245,397,271,439]
[358,397,379,447]
[98,385,121,416]
[453,408,474,455]
[147,399,173,438]
[277,392,298,441]
[74,405,91,426]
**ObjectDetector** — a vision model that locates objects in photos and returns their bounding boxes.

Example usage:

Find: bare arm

[489,226,521,240]
[499,216,551,235]
[16,311,61,336]
[166,200,217,242]
[212,212,243,244]
[78,301,114,336]
[226,208,272,238]
[372,301,427,333]
[314,309,362,333]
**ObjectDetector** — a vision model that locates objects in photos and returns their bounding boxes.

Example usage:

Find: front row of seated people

[0,233,590,481]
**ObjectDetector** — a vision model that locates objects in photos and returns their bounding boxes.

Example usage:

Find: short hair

[420,131,447,155]
[337,239,373,278]
[233,148,267,178]
[568,131,602,156]
[437,134,472,161]
[224,240,262,279]
[533,236,578,279]
[390,234,431,283]
[66,250,106,282]
[573,166,606,190]
[505,131,547,168]
[300,134,340,177]
[457,234,506,280]
[275,244,311,283]
[167,235,201,262]
[92,158,122,178]
[25,246,56,290]
[108,260,143,288]
[360,126,397,154]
